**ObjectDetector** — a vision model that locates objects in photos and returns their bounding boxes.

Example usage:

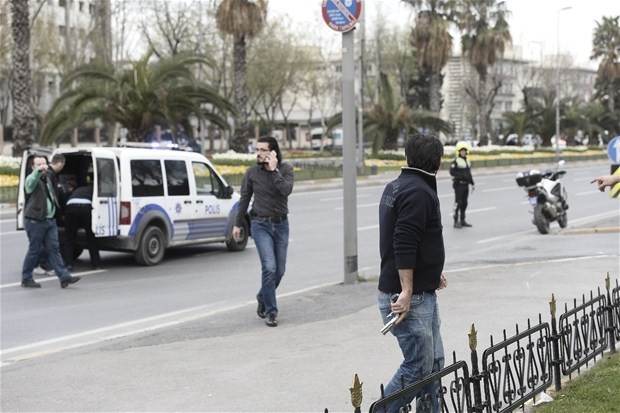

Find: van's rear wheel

[135,226,165,266]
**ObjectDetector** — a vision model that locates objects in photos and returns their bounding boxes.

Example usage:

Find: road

[1,160,618,411]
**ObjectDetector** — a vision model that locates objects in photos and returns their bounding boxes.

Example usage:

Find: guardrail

[329,273,618,413]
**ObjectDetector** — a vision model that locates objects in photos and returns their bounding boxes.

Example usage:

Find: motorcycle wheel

[558,212,568,228]
[534,204,550,234]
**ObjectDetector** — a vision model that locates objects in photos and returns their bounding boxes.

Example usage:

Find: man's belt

[252,215,287,223]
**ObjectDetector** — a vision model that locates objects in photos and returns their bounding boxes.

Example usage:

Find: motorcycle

[516,161,569,234]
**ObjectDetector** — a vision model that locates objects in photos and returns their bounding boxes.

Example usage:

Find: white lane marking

[0,281,341,365]
[482,187,514,193]
[320,194,370,202]
[575,190,603,196]
[358,224,379,231]
[0,269,106,289]
[446,254,613,273]
[0,230,20,236]
[334,202,378,211]
[0,219,15,224]
[477,210,619,244]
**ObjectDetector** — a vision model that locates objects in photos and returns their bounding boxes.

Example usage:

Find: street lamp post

[555,6,572,163]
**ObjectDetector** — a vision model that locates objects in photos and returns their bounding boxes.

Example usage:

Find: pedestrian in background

[21,156,81,289]
[36,154,66,273]
[233,136,294,328]
[63,183,101,270]
[378,133,448,413]
[450,141,475,228]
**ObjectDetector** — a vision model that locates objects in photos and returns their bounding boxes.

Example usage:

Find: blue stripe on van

[128,204,174,238]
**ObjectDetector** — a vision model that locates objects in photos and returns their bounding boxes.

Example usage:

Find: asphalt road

[1,160,618,412]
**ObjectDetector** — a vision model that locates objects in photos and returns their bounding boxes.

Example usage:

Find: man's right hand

[232,226,241,242]
[392,293,411,325]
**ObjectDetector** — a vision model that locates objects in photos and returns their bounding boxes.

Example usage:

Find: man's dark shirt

[234,163,294,227]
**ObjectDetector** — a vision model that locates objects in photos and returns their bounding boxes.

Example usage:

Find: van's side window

[131,159,164,197]
[192,162,212,195]
[96,158,117,197]
[165,160,189,196]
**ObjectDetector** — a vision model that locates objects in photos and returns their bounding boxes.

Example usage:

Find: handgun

[380,294,400,335]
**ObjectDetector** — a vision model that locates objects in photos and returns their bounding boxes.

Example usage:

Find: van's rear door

[92,150,120,237]
[17,147,53,230]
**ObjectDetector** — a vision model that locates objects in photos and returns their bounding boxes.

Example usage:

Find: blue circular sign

[322,0,362,33]
[607,136,619,163]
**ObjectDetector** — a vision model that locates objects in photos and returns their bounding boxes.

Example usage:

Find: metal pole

[555,6,572,163]
[357,6,365,173]
[342,30,358,285]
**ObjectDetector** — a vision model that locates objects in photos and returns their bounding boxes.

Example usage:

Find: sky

[268,0,620,70]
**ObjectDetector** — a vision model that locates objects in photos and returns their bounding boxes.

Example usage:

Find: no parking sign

[322,0,362,32]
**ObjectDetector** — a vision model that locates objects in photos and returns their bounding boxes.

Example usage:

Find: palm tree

[364,72,451,154]
[501,110,535,145]
[40,51,236,145]
[216,0,267,153]
[456,0,511,145]
[405,0,454,114]
[591,16,620,113]
[10,0,36,156]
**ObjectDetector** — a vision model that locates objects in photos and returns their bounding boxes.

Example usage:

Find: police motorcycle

[515,161,569,234]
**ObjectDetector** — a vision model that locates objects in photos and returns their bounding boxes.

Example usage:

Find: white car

[17,145,250,266]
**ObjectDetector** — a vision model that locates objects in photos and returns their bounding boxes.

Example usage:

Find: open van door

[17,147,53,230]
[92,150,120,237]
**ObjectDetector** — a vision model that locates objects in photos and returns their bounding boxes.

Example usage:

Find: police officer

[450,141,475,228]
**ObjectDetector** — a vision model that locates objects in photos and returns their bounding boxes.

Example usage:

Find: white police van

[17,145,250,266]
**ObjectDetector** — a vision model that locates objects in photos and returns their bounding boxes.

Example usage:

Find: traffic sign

[322,0,362,33]
[607,136,619,163]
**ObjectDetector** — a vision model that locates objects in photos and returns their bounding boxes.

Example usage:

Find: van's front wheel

[135,226,165,266]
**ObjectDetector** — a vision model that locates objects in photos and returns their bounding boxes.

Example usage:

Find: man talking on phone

[233,136,294,327]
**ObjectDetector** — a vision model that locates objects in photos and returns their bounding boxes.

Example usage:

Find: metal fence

[331,273,619,413]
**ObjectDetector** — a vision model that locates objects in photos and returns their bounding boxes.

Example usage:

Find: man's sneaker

[461,221,473,227]
[60,276,81,288]
[265,314,278,327]
[21,279,41,288]
[454,222,462,228]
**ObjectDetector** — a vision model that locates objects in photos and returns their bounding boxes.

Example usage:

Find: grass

[532,351,620,413]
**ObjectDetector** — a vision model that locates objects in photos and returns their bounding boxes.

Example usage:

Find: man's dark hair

[31,155,46,167]
[51,154,65,165]
[404,133,444,173]
[257,136,282,164]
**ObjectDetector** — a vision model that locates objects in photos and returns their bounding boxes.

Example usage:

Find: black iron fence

[332,273,619,413]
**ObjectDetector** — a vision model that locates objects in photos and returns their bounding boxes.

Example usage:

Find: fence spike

[350,374,363,411]
[550,294,556,318]
[605,272,610,292]
[469,323,478,351]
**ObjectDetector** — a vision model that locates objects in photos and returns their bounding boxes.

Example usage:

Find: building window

[59,0,66,7]
[505,101,513,112]
[79,1,84,12]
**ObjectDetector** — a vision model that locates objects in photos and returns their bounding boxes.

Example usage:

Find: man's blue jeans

[378,290,445,413]
[22,218,70,282]
[251,219,289,317]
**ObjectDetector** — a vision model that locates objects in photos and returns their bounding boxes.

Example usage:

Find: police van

[17,145,250,266]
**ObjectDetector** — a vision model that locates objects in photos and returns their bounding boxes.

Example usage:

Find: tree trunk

[608,82,615,113]
[429,71,441,114]
[10,0,36,156]
[231,34,249,153]
[477,71,489,146]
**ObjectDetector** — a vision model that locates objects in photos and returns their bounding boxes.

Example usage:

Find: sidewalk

[2,255,618,412]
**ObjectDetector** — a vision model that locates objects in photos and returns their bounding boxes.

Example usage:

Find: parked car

[17,145,250,266]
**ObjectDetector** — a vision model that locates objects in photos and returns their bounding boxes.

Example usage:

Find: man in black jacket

[21,156,80,289]
[378,134,447,413]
